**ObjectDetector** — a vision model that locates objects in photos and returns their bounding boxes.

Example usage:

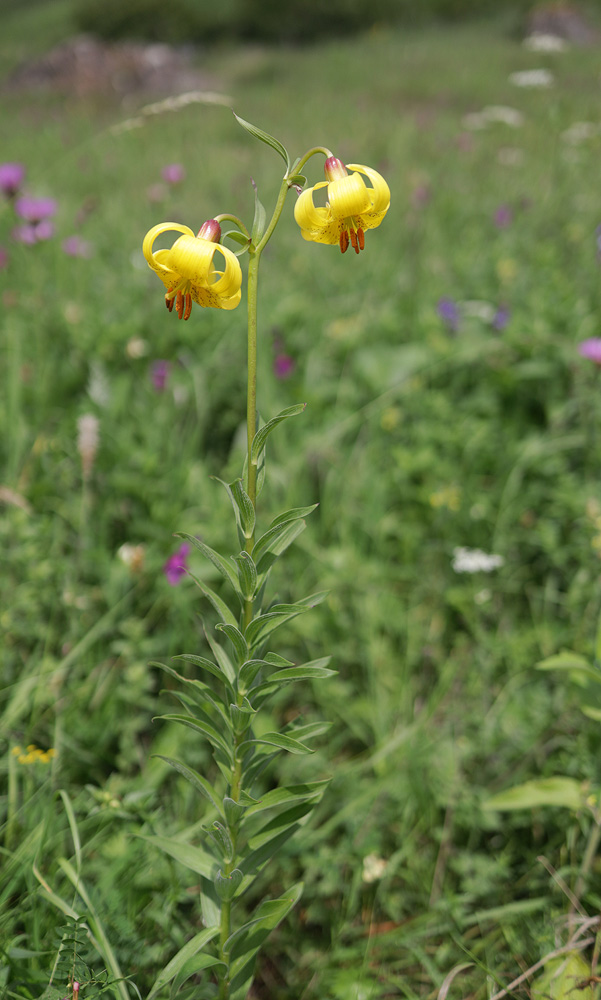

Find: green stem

[218,159,308,998]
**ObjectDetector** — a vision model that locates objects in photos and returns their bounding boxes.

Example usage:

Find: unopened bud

[324,156,348,182]
[197,219,222,243]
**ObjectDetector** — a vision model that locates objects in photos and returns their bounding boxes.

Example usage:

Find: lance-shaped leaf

[252,516,311,566]
[204,631,237,686]
[225,885,304,997]
[166,684,230,729]
[270,504,319,529]
[250,403,306,467]
[233,112,290,169]
[238,658,270,691]
[147,926,220,1000]
[244,603,309,648]
[215,622,248,664]
[255,519,306,576]
[157,713,233,761]
[172,652,235,692]
[230,479,255,539]
[244,779,331,817]
[152,755,224,814]
[250,178,266,244]
[139,834,217,879]
[238,731,314,756]
[175,532,239,591]
[262,657,336,685]
[170,953,226,998]
[537,650,601,684]
[224,883,303,958]
[235,551,257,600]
[189,572,238,627]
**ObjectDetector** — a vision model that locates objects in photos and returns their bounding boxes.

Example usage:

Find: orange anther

[349,228,358,252]
[357,227,365,250]
[175,289,184,319]
[165,292,175,312]
[183,292,192,321]
[339,230,349,253]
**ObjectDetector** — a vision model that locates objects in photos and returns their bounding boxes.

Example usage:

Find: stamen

[183,292,192,321]
[349,228,358,252]
[357,227,365,250]
[176,289,184,319]
[165,292,175,313]
[339,230,349,253]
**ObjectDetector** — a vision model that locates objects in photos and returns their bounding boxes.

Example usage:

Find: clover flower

[294,156,390,254]
[151,359,170,391]
[0,162,25,198]
[161,163,185,184]
[578,338,601,365]
[143,220,242,320]
[13,196,57,243]
[274,354,295,379]
[452,547,504,573]
[164,542,190,585]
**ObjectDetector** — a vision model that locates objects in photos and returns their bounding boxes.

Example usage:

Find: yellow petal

[294,182,330,232]
[346,164,391,215]
[168,234,217,286]
[326,172,371,220]
[143,222,194,281]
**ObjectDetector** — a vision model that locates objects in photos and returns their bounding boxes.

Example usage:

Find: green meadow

[3,4,601,998]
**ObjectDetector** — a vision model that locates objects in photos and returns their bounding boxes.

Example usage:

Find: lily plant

[140,114,390,1000]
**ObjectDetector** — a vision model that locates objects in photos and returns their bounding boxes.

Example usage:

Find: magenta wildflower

[15,196,57,223]
[62,235,93,258]
[161,164,185,184]
[437,297,460,332]
[151,360,170,391]
[493,204,513,228]
[274,354,295,379]
[578,338,601,365]
[164,543,190,585]
[0,163,25,198]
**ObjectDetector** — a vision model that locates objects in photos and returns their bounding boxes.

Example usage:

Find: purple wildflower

[492,305,511,331]
[161,164,185,184]
[164,543,190,585]
[578,338,601,365]
[62,235,93,258]
[0,163,25,198]
[13,221,55,244]
[274,354,295,379]
[437,297,460,332]
[494,204,513,229]
[15,197,57,223]
[151,360,170,391]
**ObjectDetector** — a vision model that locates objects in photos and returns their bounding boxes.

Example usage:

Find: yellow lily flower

[294,156,390,254]
[143,220,242,320]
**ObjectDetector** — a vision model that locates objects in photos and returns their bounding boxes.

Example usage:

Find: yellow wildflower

[294,156,390,254]
[143,219,242,320]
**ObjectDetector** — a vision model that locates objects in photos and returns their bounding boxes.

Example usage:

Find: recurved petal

[143,222,194,277]
[192,285,242,310]
[346,164,391,214]
[326,172,371,220]
[207,244,243,298]
[294,182,331,234]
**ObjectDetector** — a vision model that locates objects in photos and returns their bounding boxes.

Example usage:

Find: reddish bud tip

[325,156,348,182]
[197,219,222,243]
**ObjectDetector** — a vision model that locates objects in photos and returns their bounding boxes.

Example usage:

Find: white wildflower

[126,337,149,359]
[362,853,388,883]
[117,543,146,573]
[77,414,99,480]
[88,361,111,407]
[452,547,504,574]
[523,33,568,53]
[462,105,524,130]
[509,69,554,88]
[561,122,600,145]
